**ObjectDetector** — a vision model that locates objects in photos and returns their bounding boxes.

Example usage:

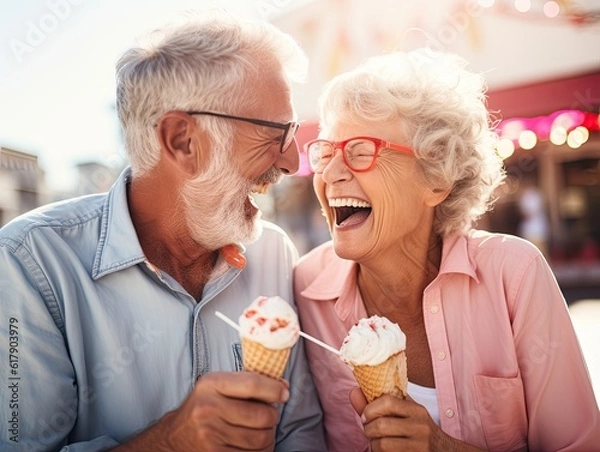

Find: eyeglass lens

[309,138,376,173]
[281,123,298,154]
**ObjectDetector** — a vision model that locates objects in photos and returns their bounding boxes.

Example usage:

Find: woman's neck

[357,233,443,322]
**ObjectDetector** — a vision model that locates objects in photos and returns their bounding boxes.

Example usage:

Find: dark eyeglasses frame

[303,136,415,173]
[186,111,300,154]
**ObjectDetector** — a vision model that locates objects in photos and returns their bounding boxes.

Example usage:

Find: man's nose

[277,138,300,175]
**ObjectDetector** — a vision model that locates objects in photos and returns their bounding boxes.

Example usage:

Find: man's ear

[155,111,208,175]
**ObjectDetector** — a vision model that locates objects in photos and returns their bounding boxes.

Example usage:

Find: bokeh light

[497,138,516,159]
[518,130,538,150]
[549,126,567,145]
[543,1,560,18]
[514,0,531,13]
[566,126,590,148]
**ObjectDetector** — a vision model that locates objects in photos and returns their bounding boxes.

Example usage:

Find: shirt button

[430,305,439,314]
[445,408,455,418]
[437,351,446,360]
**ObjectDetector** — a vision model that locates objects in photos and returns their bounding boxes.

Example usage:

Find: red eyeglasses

[304,136,414,173]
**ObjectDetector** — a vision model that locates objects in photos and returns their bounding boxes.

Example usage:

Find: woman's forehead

[319,121,406,143]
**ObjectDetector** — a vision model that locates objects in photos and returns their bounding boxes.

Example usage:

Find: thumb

[349,386,368,416]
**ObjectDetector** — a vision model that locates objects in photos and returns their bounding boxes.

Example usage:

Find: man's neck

[127,171,218,300]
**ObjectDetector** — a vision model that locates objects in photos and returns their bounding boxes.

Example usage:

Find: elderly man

[0,13,326,452]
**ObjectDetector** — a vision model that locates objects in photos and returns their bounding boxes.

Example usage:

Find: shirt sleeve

[265,225,327,452]
[276,335,327,452]
[0,242,120,452]
[59,437,119,451]
[510,252,600,450]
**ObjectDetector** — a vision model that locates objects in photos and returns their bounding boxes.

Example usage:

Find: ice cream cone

[351,350,407,403]
[238,296,299,379]
[340,316,408,403]
[241,337,291,380]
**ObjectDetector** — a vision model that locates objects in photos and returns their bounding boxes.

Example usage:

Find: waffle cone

[241,337,291,380]
[352,351,407,403]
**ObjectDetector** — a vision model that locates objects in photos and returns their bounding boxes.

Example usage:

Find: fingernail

[360,414,366,423]
[282,388,290,402]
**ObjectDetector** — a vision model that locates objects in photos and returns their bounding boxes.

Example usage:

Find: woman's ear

[425,185,453,207]
[156,111,208,175]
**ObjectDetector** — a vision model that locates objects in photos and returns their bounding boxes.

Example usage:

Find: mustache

[256,166,283,185]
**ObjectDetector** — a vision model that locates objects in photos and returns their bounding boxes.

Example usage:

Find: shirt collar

[301,256,355,301]
[92,167,146,279]
[91,167,248,281]
[300,233,479,303]
[439,233,479,283]
[300,257,367,325]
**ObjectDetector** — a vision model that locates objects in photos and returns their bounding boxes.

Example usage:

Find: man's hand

[349,387,485,452]
[115,372,289,452]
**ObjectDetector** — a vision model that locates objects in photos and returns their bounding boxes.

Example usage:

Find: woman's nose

[321,148,351,183]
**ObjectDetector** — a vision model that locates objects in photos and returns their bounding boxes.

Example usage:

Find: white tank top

[407,381,440,425]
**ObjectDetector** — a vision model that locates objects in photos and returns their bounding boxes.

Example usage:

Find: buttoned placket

[422,284,462,439]
[143,258,243,382]
[192,264,243,380]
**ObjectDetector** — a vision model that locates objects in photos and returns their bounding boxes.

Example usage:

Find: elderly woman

[294,49,599,451]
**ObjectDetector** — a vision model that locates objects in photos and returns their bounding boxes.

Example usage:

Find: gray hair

[318,49,506,236]
[115,12,308,176]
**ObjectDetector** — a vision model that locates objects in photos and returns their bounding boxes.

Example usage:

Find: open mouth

[329,198,372,227]
[244,182,272,219]
[252,181,270,195]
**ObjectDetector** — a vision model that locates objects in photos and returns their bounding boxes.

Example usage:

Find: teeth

[252,182,269,195]
[328,198,371,208]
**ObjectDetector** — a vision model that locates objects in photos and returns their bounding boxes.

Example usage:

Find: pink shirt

[294,230,600,452]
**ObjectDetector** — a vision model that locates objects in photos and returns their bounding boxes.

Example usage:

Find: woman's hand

[350,387,485,452]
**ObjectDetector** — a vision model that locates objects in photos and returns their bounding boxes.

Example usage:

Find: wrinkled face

[313,121,437,262]
[183,63,299,250]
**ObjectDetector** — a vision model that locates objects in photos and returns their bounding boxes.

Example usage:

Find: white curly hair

[115,12,308,177]
[317,48,506,236]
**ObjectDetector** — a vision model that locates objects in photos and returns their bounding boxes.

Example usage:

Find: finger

[362,394,412,422]
[171,396,279,450]
[220,398,281,429]
[363,401,436,442]
[191,415,277,452]
[197,372,289,404]
[189,379,281,429]
[371,437,422,452]
[349,386,368,416]
[363,415,424,439]
[218,424,277,451]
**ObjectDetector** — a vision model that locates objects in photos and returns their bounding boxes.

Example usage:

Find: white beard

[180,160,263,251]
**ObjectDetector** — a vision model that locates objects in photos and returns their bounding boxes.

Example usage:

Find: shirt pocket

[473,374,528,452]
[232,342,244,372]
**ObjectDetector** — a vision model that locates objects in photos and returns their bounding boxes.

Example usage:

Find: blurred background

[1,0,599,397]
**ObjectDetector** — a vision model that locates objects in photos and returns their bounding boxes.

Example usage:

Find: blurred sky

[0,0,304,191]
[1,0,598,191]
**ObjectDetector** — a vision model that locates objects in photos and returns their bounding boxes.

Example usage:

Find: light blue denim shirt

[0,168,326,452]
